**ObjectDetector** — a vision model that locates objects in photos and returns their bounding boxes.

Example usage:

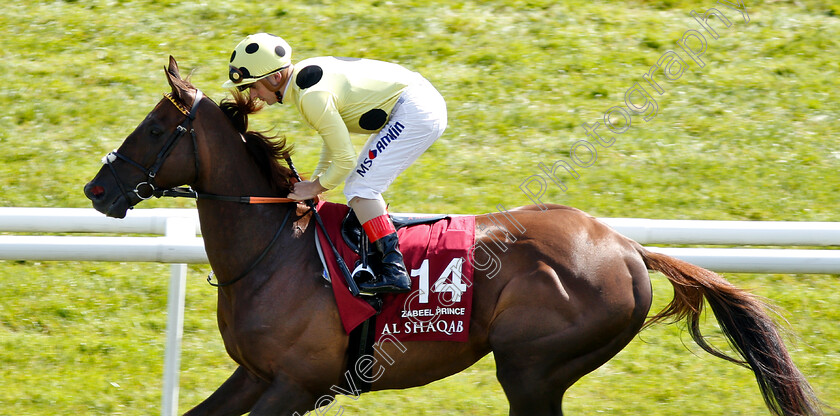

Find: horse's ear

[165,56,190,102]
[167,56,181,80]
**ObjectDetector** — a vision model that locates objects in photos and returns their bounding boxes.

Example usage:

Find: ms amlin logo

[356,121,406,177]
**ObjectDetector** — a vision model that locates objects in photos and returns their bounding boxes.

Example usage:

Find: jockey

[223,33,447,294]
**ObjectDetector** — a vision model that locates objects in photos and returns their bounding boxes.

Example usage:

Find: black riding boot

[360,233,411,294]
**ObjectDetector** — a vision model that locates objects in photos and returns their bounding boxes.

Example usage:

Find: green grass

[1,0,839,414]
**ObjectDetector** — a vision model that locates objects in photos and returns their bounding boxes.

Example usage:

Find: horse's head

[84,56,204,218]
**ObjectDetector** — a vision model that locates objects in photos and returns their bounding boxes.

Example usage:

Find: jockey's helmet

[223,33,292,90]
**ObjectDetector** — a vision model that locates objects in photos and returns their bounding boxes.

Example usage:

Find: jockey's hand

[288,179,327,201]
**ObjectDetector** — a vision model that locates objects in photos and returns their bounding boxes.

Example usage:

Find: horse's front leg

[247,372,324,416]
[184,365,269,416]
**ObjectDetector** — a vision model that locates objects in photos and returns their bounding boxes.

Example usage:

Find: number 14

[410,257,468,304]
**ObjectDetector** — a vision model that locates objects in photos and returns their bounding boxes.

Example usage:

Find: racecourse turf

[0,0,838,414]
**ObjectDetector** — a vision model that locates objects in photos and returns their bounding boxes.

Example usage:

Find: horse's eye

[150,126,164,137]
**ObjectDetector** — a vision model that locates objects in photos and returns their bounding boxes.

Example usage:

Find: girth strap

[344,312,377,394]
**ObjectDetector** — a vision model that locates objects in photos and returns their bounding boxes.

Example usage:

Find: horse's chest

[219,318,287,378]
[218,303,276,361]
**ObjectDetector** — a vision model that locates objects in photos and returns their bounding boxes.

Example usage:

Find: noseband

[102,90,203,206]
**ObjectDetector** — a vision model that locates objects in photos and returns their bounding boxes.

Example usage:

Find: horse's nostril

[88,185,105,198]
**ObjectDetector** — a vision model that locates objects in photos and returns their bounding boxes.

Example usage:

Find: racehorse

[84,57,822,416]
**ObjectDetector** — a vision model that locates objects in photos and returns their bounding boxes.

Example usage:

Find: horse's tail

[638,247,823,416]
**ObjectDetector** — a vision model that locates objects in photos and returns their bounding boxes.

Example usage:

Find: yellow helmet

[222,33,292,89]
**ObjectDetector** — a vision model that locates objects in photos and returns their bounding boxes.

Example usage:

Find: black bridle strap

[103,90,203,202]
[147,91,203,180]
[149,90,203,180]
[190,127,200,186]
[106,155,136,204]
[165,91,201,185]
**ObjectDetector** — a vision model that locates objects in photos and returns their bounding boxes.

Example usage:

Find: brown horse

[84,57,822,416]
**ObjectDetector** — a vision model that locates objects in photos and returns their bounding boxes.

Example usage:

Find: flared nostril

[85,183,106,200]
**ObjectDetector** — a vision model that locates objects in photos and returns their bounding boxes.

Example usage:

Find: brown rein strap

[201,193,298,204]
[152,187,299,205]
[244,196,299,204]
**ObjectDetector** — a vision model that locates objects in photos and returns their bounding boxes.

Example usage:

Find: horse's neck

[193,122,296,282]
[194,124,275,197]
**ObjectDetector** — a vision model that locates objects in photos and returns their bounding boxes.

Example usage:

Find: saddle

[340,209,449,254]
[339,209,447,289]
[313,202,475,392]
[337,209,447,394]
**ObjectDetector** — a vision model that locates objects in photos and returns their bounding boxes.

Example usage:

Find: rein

[160,183,307,288]
[152,182,304,288]
[206,206,297,287]
[103,89,298,206]
[153,187,298,205]
[104,90,307,287]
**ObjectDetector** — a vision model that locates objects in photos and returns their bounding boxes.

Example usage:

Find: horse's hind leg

[489,258,652,415]
[494,320,644,416]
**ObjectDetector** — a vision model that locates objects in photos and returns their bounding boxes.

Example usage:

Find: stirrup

[352,263,375,285]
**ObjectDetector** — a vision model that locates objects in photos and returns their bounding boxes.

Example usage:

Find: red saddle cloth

[315,201,475,343]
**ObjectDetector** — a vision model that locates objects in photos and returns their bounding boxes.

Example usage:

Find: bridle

[102,90,298,206]
[99,89,308,288]
[102,90,203,206]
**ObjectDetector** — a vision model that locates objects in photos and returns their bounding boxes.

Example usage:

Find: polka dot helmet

[222,33,292,89]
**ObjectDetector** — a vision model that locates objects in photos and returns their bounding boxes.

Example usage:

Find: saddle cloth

[315,201,475,343]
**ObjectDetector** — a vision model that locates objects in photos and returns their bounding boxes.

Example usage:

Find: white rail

[597,217,840,274]
[1,207,838,416]
[0,207,201,234]
[0,208,201,416]
[599,217,840,246]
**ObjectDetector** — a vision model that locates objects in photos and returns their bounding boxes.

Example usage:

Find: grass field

[1,0,839,414]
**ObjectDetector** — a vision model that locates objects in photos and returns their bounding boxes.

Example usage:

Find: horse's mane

[218,91,295,194]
